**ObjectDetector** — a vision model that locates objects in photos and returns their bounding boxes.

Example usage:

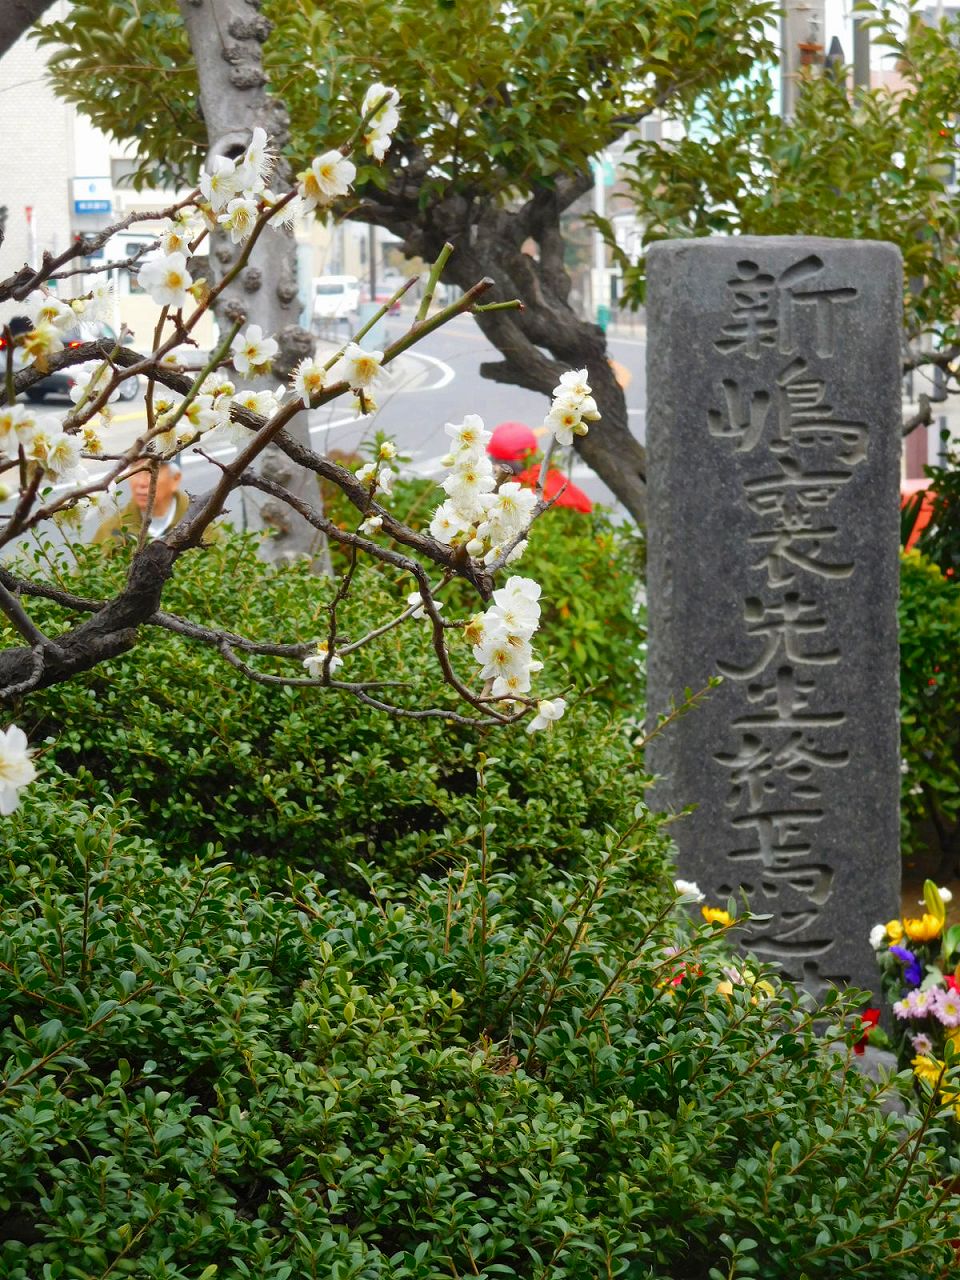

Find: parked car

[3,319,140,403]
[311,275,360,329]
[359,273,408,315]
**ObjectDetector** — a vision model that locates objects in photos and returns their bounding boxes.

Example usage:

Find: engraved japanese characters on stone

[646,236,901,999]
[713,255,858,361]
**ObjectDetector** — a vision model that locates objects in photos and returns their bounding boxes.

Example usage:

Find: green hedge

[1,773,958,1279]
[9,530,650,895]
[899,548,960,867]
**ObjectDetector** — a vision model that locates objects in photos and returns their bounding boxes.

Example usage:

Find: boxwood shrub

[1,772,959,1279]
[9,530,652,894]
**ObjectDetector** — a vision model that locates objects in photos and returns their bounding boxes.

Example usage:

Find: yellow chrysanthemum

[912,1054,945,1088]
[885,918,904,944]
[702,907,733,927]
[903,913,942,943]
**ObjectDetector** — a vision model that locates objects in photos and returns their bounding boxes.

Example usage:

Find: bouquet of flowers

[872,879,960,1114]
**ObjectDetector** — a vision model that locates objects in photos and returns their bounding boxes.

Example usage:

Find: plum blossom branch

[0,80,595,813]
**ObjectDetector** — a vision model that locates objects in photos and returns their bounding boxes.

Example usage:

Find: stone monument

[646,236,902,999]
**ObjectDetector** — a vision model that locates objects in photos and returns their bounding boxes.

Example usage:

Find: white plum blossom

[298,150,356,211]
[0,405,37,455]
[359,514,383,536]
[444,415,491,454]
[302,641,344,678]
[159,217,199,257]
[24,291,75,330]
[230,324,279,375]
[218,196,260,244]
[526,697,567,734]
[85,483,120,517]
[440,457,496,520]
[20,321,65,367]
[429,415,538,565]
[264,189,302,228]
[201,372,236,397]
[486,576,542,640]
[674,879,705,903]
[461,575,555,723]
[21,424,54,467]
[474,633,534,682]
[491,670,534,699]
[335,343,384,390]
[292,357,327,407]
[361,83,400,160]
[83,280,117,324]
[477,482,537,551]
[553,369,592,401]
[407,591,444,621]
[80,422,104,455]
[545,398,586,448]
[350,390,378,416]
[231,388,280,418]
[68,361,120,406]
[542,368,600,447]
[42,433,85,483]
[429,499,472,544]
[0,725,37,814]
[235,126,273,192]
[137,252,193,309]
[200,154,241,212]
[356,460,394,496]
[185,394,227,435]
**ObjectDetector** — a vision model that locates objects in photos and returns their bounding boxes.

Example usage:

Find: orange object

[902,479,936,550]
[518,463,593,513]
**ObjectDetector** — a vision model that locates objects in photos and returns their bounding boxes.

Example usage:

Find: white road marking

[402,350,455,390]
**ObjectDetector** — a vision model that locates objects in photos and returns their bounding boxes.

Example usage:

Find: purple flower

[889,944,923,988]
[912,1032,934,1056]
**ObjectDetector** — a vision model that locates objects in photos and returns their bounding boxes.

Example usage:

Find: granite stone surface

[646,236,902,1000]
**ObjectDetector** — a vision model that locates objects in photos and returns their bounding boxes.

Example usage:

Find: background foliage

[35,0,775,195]
[900,549,960,872]
[613,16,960,343]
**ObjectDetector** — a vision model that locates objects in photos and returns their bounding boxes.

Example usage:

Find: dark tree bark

[354,159,646,523]
[0,0,57,61]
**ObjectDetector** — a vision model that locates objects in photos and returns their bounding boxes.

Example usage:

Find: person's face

[130,465,181,515]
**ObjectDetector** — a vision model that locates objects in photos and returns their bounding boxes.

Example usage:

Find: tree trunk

[0,0,58,61]
[355,171,646,524]
[176,0,323,563]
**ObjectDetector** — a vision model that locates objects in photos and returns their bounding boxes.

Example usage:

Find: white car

[311,275,360,328]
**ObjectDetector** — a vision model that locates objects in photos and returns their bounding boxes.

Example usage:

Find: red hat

[488,421,537,462]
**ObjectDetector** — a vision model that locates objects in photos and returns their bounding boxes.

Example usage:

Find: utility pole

[780,1,826,118]
[853,17,871,90]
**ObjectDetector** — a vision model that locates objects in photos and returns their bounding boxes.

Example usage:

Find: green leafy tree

[33,0,777,524]
[612,3,960,435]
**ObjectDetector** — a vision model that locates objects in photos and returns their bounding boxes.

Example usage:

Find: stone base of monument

[844,1046,906,1116]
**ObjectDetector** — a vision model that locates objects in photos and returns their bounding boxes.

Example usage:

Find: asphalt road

[3,311,647,548]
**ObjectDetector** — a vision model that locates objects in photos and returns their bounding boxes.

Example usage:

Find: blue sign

[74,199,112,214]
